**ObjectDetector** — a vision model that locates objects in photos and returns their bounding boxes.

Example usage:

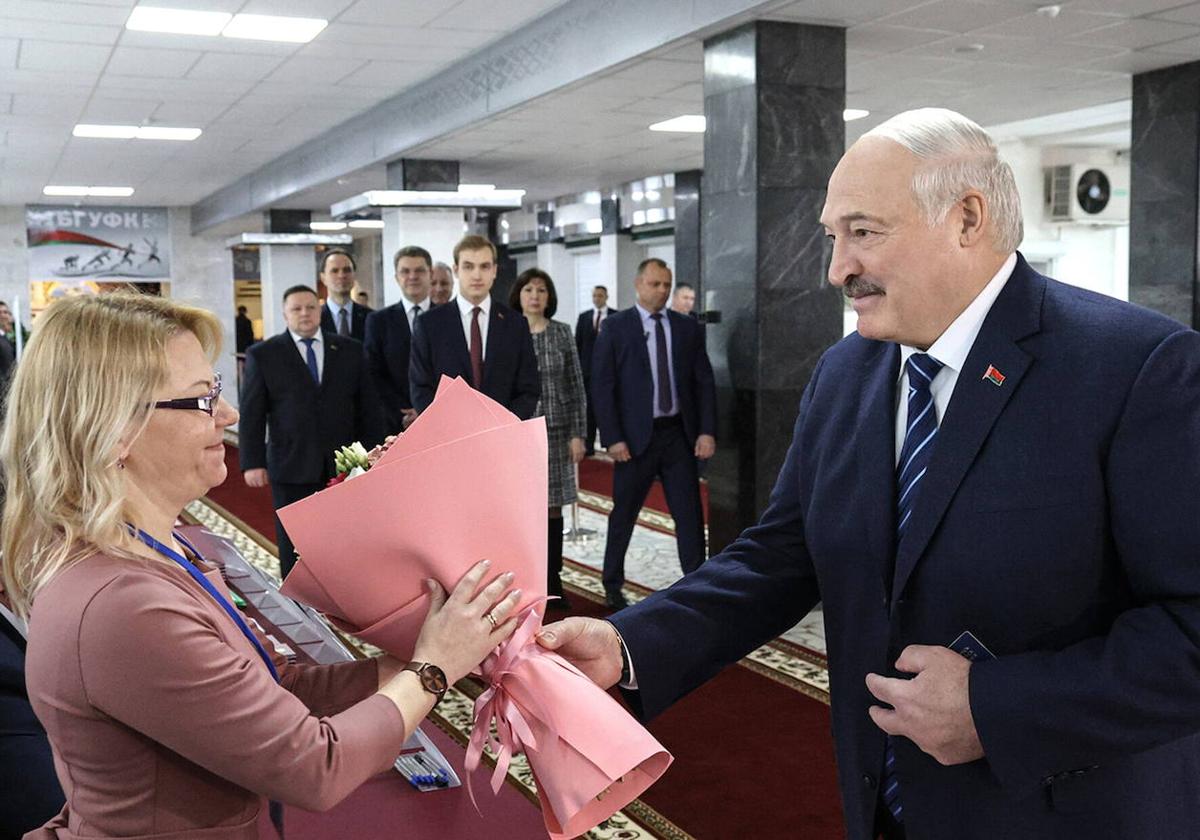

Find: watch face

[420,664,448,696]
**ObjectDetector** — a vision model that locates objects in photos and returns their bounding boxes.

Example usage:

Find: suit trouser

[271,480,325,580]
[584,380,598,454]
[602,417,706,593]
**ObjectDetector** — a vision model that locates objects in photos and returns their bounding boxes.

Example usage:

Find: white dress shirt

[456,296,491,361]
[592,307,609,331]
[289,329,325,383]
[326,299,354,334]
[893,252,1017,463]
[404,296,431,331]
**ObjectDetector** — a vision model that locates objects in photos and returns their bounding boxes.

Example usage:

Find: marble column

[599,199,640,309]
[1130,61,1200,328]
[673,170,702,296]
[258,245,316,339]
[701,21,846,553]
[380,209,465,306]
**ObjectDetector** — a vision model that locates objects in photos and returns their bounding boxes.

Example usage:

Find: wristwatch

[402,662,448,705]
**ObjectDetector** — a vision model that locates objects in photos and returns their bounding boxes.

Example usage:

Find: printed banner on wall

[26,205,171,281]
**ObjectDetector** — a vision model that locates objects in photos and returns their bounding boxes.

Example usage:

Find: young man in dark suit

[363,245,434,434]
[409,234,539,419]
[240,285,383,578]
[575,284,611,455]
[591,259,717,607]
[542,108,1200,840]
[318,250,371,341]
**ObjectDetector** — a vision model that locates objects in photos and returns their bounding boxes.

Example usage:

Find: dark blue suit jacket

[574,308,610,382]
[0,612,64,837]
[613,255,1200,839]
[409,298,540,419]
[239,332,383,483]
[591,306,716,455]
[363,302,417,433]
[320,301,371,342]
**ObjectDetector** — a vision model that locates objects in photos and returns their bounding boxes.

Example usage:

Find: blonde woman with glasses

[2,293,519,839]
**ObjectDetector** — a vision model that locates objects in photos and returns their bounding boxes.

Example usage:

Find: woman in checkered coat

[510,269,587,609]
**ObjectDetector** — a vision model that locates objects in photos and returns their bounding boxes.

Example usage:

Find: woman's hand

[411,559,521,685]
[568,437,586,465]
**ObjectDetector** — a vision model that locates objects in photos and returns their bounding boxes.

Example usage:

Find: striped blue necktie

[882,351,944,825]
[301,337,319,384]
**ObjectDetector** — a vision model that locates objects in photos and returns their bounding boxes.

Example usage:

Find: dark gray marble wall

[263,208,311,233]
[1130,62,1200,329]
[674,170,702,293]
[387,158,460,191]
[702,21,846,553]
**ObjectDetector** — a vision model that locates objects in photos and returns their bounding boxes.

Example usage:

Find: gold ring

[484,612,498,630]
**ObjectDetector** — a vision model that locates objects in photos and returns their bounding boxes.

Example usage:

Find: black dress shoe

[605,590,628,609]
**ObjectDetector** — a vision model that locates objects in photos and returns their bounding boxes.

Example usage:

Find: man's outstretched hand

[537,617,625,689]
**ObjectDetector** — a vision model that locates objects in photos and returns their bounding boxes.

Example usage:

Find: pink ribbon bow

[464,605,556,809]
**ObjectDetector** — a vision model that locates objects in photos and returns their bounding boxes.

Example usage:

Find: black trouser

[270,480,325,580]
[583,380,597,454]
[602,417,705,593]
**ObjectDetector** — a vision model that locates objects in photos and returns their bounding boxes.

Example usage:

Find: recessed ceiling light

[126,6,231,36]
[44,185,135,197]
[222,13,328,43]
[74,123,201,141]
[954,43,986,54]
[348,219,385,229]
[310,221,347,231]
[649,115,706,133]
[843,109,871,122]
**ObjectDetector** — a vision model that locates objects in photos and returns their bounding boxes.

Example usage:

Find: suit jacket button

[862,773,876,788]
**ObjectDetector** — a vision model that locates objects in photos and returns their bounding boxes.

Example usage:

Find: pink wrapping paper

[278,376,672,837]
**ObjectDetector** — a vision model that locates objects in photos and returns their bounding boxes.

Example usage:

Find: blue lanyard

[131,527,280,683]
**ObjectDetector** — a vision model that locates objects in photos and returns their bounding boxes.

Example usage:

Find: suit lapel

[892,260,1045,600]
[483,305,506,386]
[319,334,341,393]
[667,310,685,392]
[450,301,473,383]
[633,310,652,375]
[277,333,319,392]
[857,341,901,600]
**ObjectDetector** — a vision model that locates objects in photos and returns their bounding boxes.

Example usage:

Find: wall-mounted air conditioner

[1043,164,1129,224]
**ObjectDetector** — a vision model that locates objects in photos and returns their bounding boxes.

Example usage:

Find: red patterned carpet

[577,456,709,522]
[208,443,843,839]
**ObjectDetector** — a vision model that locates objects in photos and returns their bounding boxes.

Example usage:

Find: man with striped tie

[540,107,1200,840]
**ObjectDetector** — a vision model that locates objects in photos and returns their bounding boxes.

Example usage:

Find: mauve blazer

[23,551,406,839]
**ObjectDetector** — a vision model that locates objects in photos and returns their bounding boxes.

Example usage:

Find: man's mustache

[844,277,884,299]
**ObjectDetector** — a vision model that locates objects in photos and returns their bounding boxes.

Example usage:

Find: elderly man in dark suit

[241,285,383,578]
[591,259,716,608]
[540,108,1200,840]
[575,284,611,455]
[409,234,539,419]
[318,250,371,341]
[364,245,434,434]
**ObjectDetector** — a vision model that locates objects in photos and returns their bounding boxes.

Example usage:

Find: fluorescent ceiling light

[649,115,706,133]
[137,126,202,140]
[585,218,603,234]
[126,6,231,36]
[843,109,871,122]
[222,13,328,43]
[348,219,385,229]
[44,185,135,197]
[310,221,347,231]
[74,124,138,139]
[74,124,202,141]
[331,189,526,216]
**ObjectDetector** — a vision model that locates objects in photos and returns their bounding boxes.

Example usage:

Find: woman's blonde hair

[0,292,222,616]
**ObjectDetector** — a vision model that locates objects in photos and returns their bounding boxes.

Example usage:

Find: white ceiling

[4,0,1200,215]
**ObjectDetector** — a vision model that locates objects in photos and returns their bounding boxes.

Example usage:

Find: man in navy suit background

[591,259,716,607]
[241,285,383,578]
[409,234,539,419]
[364,245,434,434]
[575,284,611,455]
[540,108,1200,839]
[318,250,371,341]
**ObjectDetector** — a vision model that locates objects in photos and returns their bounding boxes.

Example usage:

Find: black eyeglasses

[153,372,222,417]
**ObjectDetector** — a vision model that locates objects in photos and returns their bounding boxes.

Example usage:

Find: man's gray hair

[864,108,1023,254]
[433,261,452,274]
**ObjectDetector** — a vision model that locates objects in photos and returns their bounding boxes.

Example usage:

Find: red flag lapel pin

[982,364,1005,387]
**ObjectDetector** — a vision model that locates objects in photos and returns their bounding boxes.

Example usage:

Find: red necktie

[469,306,484,388]
[594,310,601,333]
